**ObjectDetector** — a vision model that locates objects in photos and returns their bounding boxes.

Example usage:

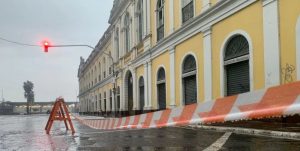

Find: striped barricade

[75,81,300,130]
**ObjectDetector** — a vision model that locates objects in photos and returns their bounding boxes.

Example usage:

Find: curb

[187,124,300,140]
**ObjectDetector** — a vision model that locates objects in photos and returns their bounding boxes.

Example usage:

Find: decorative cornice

[202,27,212,37]
[131,0,256,67]
[262,0,278,7]
[79,25,113,76]
[78,74,114,97]
[109,0,129,24]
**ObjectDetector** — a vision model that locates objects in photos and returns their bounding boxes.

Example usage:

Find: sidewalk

[208,115,300,133]
[187,115,300,140]
[72,114,105,120]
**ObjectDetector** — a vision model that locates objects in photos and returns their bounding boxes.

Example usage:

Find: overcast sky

[0,0,113,102]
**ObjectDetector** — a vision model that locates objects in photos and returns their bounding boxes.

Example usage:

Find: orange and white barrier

[75,81,300,130]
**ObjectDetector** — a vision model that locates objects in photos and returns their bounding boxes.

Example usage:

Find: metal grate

[225,35,249,61]
[157,68,166,82]
[226,61,250,96]
[183,55,196,74]
[157,83,166,110]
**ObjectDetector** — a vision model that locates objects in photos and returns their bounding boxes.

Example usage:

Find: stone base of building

[79,109,159,118]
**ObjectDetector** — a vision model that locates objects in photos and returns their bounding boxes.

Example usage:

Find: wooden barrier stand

[45,97,75,135]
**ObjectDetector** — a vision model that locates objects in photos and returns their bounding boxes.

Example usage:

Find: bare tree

[23,81,34,114]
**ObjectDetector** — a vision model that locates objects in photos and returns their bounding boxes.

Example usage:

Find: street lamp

[42,43,118,117]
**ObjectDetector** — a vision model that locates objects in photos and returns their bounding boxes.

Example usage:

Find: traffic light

[43,41,49,53]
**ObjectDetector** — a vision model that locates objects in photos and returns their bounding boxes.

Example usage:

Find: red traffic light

[43,41,49,53]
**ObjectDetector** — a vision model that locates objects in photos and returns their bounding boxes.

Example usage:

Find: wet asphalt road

[0,115,300,151]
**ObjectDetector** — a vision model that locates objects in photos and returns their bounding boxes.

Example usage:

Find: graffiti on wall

[281,63,296,84]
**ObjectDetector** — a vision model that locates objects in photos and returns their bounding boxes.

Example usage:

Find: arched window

[116,86,120,111]
[126,71,134,116]
[124,13,130,52]
[182,0,194,23]
[139,77,145,111]
[115,28,119,59]
[91,70,94,86]
[137,0,144,42]
[99,93,102,111]
[95,95,98,111]
[224,35,250,96]
[108,52,112,75]
[157,68,166,110]
[98,62,101,81]
[182,55,197,105]
[103,58,106,78]
[157,0,164,41]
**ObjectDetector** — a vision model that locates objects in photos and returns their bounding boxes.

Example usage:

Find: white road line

[203,132,232,151]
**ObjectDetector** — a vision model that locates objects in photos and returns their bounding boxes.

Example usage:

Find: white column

[143,63,149,110]
[105,90,108,112]
[112,28,115,60]
[132,68,138,110]
[120,74,125,111]
[203,28,213,101]
[169,0,174,34]
[202,0,211,12]
[147,61,152,108]
[169,47,176,108]
[263,0,281,87]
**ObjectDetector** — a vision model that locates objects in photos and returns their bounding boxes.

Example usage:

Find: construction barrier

[75,81,300,130]
[45,97,75,135]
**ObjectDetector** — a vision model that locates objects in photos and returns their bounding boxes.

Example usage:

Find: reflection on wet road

[0,115,299,151]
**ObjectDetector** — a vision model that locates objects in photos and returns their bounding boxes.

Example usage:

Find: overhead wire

[0,36,40,47]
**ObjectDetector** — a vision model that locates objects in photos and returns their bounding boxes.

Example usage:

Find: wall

[279,0,300,83]
[211,1,264,99]
[175,33,204,106]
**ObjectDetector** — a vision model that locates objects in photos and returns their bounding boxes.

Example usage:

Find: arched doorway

[125,71,134,115]
[157,68,166,110]
[103,92,107,113]
[224,35,250,96]
[109,89,113,115]
[116,86,120,112]
[182,55,197,105]
[139,77,145,112]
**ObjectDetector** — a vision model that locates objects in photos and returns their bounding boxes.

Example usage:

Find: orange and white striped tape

[75,81,300,130]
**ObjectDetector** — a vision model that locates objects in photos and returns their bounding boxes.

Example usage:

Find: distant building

[78,0,300,116]
[0,102,14,115]
[0,102,78,115]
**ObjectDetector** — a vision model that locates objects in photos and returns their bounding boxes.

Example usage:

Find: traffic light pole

[46,44,118,117]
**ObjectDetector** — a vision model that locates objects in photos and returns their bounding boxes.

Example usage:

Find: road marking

[203,132,232,151]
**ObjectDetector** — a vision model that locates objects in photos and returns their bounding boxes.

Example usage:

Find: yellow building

[78,0,300,116]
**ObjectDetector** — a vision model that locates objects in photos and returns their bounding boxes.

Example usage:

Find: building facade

[78,0,300,116]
